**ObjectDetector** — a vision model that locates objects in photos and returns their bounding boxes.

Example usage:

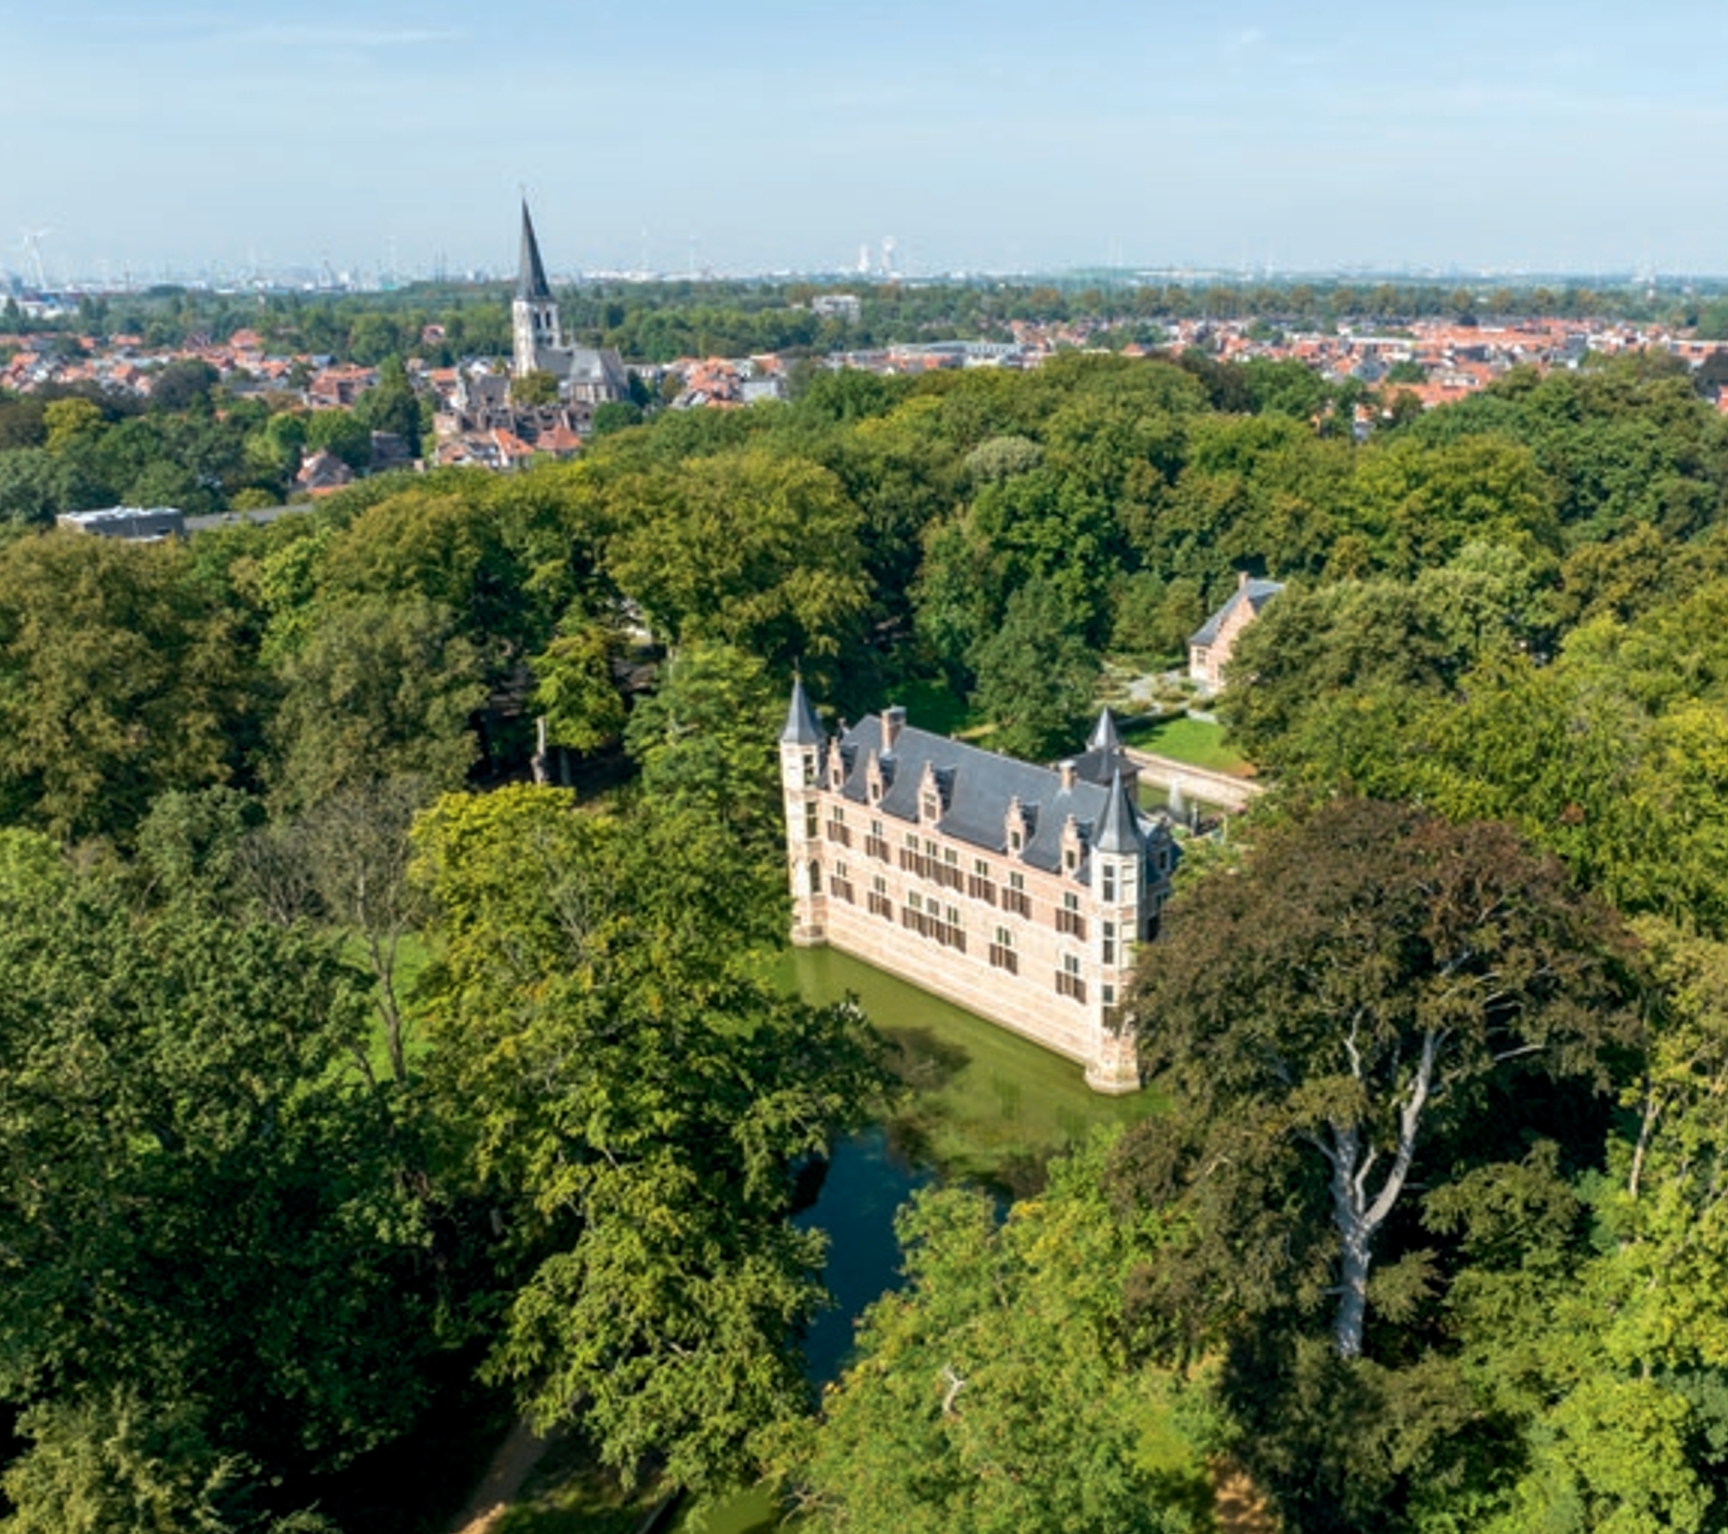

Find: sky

[5,0,1728,283]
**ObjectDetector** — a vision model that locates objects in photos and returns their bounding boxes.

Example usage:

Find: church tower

[512,201,560,379]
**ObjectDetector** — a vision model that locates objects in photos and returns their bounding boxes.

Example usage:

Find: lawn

[1123,713,1250,776]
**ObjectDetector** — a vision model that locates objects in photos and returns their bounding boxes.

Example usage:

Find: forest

[2,346,1728,1531]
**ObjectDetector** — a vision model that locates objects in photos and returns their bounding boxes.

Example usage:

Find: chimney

[1058,759,1077,791]
[883,704,906,752]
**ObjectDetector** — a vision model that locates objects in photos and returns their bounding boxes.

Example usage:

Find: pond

[668,948,1163,1533]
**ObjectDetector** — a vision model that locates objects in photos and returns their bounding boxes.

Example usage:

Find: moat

[671,948,1162,1534]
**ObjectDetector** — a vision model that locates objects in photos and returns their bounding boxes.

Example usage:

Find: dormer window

[921,790,939,822]
[1009,829,1023,853]
[1064,846,1078,874]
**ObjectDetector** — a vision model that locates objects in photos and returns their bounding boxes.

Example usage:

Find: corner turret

[780,676,827,947]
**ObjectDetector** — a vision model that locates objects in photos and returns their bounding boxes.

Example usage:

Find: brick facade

[1188,572,1285,690]
[781,687,1175,1093]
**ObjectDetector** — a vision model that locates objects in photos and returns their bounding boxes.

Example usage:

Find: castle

[780,684,1177,1093]
[510,202,631,405]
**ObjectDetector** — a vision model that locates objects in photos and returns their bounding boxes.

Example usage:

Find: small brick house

[1188,572,1284,690]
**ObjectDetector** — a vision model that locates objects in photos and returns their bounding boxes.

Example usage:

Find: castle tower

[780,676,827,947]
[511,201,560,379]
[1086,770,1145,1094]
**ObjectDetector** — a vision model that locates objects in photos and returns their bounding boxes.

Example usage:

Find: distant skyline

[7,0,1728,283]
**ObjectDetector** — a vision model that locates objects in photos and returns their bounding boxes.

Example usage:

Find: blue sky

[5,0,1728,281]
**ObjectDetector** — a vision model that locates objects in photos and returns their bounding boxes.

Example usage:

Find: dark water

[791,1129,931,1385]
[672,949,1160,1533]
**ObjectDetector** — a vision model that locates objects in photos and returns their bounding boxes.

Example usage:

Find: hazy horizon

[7,0,1728,284]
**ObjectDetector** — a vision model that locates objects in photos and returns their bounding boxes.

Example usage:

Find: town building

[1188,572,1285,690]
[510,203,631,406]
[780,685,1177,1093]
[56,505,184,541]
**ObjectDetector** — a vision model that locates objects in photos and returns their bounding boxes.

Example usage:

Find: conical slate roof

[1093,770,1142,855]
[516,201,553,302]
[781,675,824,747]
[1087,707,1123,753]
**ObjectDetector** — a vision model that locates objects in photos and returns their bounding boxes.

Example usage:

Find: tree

[0,533,253,841]
[411,787,888,1501]
[972,577,1099,760]
[605,449,870,673]
[148,358,219,413]
[1121,800,1634,1363]
[353,359,423,447]
[775,1136,1212,1534]
[267,595,485,814]
[2,1390,340,1534]
[531,615,628,757]
[591,400,644,435]
[303,408,371,471]
[510,369,559,407]
[0,447,72,524]
[0,859,433,1512]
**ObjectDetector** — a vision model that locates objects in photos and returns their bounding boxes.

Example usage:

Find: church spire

[516,200,553,303]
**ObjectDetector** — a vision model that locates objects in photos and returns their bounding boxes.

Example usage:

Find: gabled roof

[781,676,824,747]
[516,201,553,304]
[831,714,1167,879]
[1190,577,1285,648]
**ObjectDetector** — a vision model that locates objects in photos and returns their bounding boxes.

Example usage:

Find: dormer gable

[918,759,944,825]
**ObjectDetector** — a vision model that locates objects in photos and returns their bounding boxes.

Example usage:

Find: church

[511,202,632,406]
[781,684,1177,1093]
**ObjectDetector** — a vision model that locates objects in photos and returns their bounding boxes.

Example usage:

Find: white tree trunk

[1326,1028,1442,1358]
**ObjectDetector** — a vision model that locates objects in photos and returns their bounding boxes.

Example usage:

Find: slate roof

[1093,771,1142,854]
[781,676,824,746]
[1190,577,1285,648]
[516,201,553,303]
[829,711,1164,880]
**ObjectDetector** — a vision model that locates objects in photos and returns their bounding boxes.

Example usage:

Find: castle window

[803,803,818,839]
[1009,828,1023,854]
[968,857,996,906]
[1102,920,1117,966]
[1064,845,1078,874]
[826,808,850,847]
[1056,891,1087,940]
[1003,869,1031,919]
[828,859,855,904]
[1055,952,1087,1004]
[866,819,889,862]
[921,790,939,822]
[868,873,893,920]
[1101,864,1116,903]
[807,860,820,895]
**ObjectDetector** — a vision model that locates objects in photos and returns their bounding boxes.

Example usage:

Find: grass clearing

[1124,713,1250,775]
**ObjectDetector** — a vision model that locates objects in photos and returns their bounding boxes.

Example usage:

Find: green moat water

[668,950,1162,1534]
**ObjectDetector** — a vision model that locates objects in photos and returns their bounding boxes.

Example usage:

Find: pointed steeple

[516,200,553,302]
[781,675,824,747]
[1087,707,1123,753]
[1094,770,1142,855]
